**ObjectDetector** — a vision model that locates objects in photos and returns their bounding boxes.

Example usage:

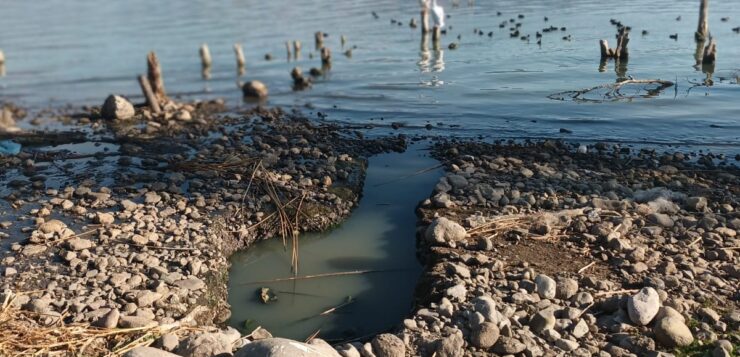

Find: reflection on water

[227,144,442,341]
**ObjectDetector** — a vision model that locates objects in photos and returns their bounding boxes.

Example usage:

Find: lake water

[227,145,441,341]
[1,0,739,148]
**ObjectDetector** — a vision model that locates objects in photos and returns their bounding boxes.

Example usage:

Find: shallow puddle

[227,143,441,341]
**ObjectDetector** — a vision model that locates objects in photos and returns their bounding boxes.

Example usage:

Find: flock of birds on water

[375,1,740,51]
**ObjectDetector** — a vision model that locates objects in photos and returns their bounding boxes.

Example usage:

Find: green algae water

[226,144,441,341]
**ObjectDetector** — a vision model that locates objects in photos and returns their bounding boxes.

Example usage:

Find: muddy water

[227,144,442,341]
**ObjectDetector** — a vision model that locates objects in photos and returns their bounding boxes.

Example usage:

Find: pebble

[534,274,557,299]
[653,316,694,348]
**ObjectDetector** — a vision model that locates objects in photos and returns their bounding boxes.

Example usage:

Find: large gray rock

[176,328,241,357]
[471,322,499,349]
[371,334,405,357]
[471,295,497,322]
[425,217,466,245]
[529,309,556,334]
[534,274,556,299]
[654,316,694,348]
[234,338,340,357]
[627,287,660,326]
[102,95,135,120]
[434,332,464,357]
[123,347,181,357]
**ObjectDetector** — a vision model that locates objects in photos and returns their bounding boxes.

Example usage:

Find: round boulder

[242,80,269,99]
[425,217,467,245]
[102,95,135,120]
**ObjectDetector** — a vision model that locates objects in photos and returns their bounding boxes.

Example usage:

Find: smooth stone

[242,80,269,99]
[102,95,135,120]
[93,309,120,329]
[654,316,694,348]
[123,347,181,357]
[627,287,660,326]
[425,217,467,245]
[434,333,464,357]
[535,274,557,299]
[234,338,339,357]
[492,337,526,354]
[176,328,241,357]
[471,322,500,349]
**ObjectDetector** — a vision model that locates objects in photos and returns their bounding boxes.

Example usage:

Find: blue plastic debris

[0,140,21,155]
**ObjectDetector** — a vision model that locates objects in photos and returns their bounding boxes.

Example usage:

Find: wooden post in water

[341,35,347,49]
[321,47,332,67]
[293,41,302,59]
[138,75,161,114]
[0,50,4,65]
[695,0,709,42]
[421,9,430,33]
[199,43,212,68]
[147,51,167,102]
[315,31,324,50]
[600,40,610,58]
[234,43,246,73]
[285,41,292,60]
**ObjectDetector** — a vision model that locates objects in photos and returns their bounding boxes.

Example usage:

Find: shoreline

[1,102,739,356]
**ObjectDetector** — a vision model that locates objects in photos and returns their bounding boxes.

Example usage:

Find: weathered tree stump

[293,41,302,59]
[199,43,212,69]
[146,52,167,103]
[695,0,709,42]
[137,75,161,114]
[234,43,246,73]
[315,31,324,50]
[321,47,332,67]
[599,28,629,59]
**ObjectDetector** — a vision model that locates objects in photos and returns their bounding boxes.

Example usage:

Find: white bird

[420,0,445,27]
[430,0,445,28]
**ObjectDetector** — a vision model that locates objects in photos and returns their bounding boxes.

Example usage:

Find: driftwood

[600,28,629,59]
[146,52,166,103]
[137,75,161,114]
[695,0,709,42]
[549,79,675,103]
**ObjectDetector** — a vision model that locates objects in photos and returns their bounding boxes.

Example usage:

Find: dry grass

[466,208,585,241]
[0,291,205,357]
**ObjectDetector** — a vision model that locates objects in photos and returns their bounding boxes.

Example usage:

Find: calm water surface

[1,0,739,147]
[227,145,441,340]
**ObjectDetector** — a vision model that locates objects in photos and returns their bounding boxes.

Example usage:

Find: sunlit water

[227,145,441,340]
[1,0,739,148]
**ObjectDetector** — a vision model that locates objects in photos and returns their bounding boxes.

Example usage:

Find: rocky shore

[1,100,738,356]
[381,140,738,357]
[0,102,405,356]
